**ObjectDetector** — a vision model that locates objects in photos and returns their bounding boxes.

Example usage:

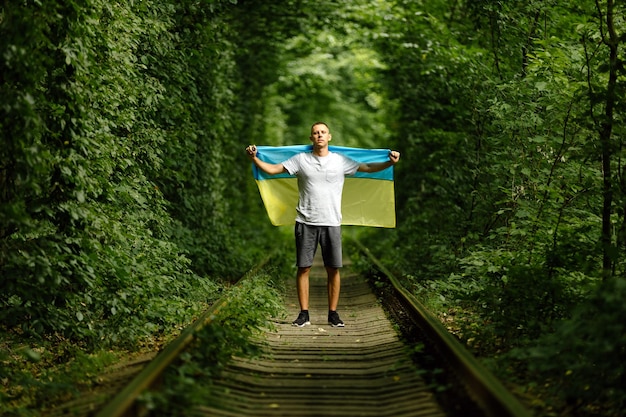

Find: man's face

[310,124,332,146]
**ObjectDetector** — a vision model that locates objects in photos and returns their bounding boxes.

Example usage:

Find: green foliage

[1,3,278,413]
[0,0,233,348]
[3,0,626,416]
[447,248,596,353]
[269,31,393,148]
[147,0,249,278]
[233,0,395,149]
[140,270,285,414]
[508,277,626,415]
[366,1,625,415]
[0,340,117,416]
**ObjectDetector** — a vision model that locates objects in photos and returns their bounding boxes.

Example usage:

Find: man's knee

[325,266,340,278]
[297,266,312,275]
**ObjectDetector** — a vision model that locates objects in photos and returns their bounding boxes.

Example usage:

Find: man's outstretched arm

[246,145,287,175]
[357,150,400,173]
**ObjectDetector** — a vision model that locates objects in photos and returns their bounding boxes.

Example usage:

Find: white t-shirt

[282,151,360,226]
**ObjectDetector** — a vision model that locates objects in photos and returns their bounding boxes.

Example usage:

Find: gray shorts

[294,222,343,268]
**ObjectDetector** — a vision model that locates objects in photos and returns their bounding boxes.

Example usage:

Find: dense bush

[0,0,261,347]
[368,1,625,415]
[508,277,626,415]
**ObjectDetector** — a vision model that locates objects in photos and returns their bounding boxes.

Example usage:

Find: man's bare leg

[326,266,344,327]
[296,266,311,310]
[326,266,340,311]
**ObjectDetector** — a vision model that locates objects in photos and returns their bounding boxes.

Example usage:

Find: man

[246,122,400,327]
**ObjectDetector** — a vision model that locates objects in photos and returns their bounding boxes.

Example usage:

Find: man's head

[310,122,332,146]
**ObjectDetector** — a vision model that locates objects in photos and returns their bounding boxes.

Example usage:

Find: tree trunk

[597,0,619,279]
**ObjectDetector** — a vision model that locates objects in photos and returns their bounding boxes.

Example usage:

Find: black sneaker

[328,310,345,327]
[292,311,310,327]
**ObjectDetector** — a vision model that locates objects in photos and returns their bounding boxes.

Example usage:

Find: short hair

[310,121,330,133]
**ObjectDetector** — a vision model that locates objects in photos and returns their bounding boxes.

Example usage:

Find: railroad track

[95,242,532,417]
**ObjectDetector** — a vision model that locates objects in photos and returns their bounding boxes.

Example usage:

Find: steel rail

[95,254,274,417]
[351,238,532,417]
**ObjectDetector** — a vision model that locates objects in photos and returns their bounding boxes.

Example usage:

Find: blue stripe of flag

[252,145,394,181]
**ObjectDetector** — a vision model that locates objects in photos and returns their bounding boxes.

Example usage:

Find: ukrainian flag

[252,145,396,228]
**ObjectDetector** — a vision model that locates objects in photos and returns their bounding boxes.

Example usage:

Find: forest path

[193,253,446,417]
